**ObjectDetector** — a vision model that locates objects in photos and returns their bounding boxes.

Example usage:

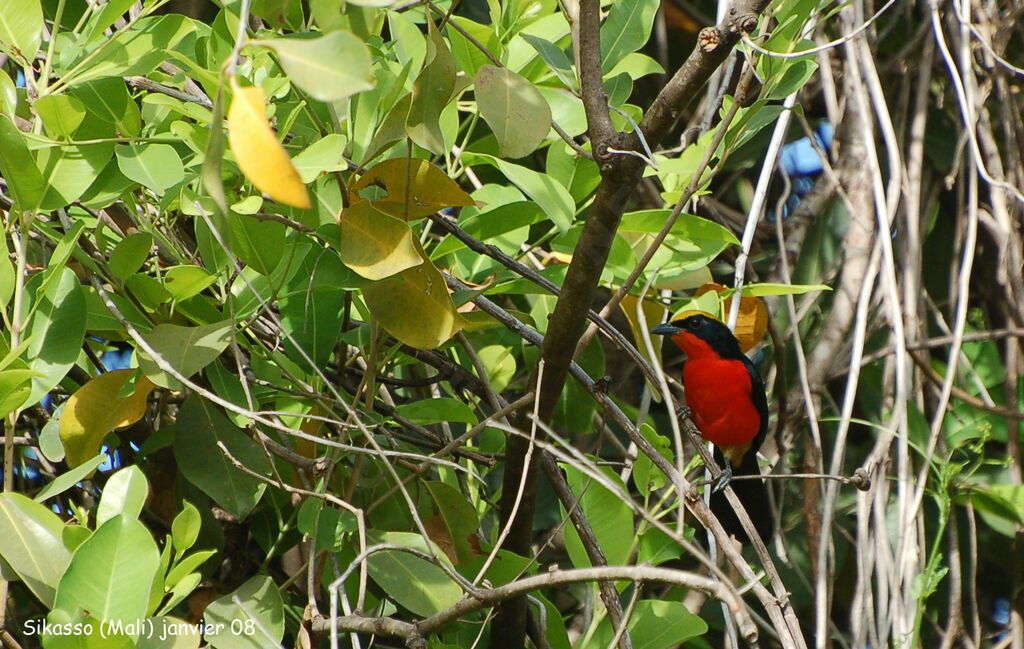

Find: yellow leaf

[351,158,474,220]
[60,370,156,467]
[363,244,464,349]
[695,283,768,353]
[227,78,311,209]
[339,201,423,280]
[619,293,668,400]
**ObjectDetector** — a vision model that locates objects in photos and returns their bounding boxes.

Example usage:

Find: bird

[652,311,774,544]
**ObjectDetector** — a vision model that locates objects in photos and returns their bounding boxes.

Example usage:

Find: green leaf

[0,115,45,210]
[164,265,217,301]
[278,251,345,370]
[115,143,185,195]
[33,454,108,503]
[37,139,116,210]
[477,344,516,392]
[395,398,477,425]
[171,501,202,554]
[25,267,86,406]
[0,368,36,419]
[560,464,633,568]
[387,11,427,72]
[475,65,552,159]
[204,575,284,649]
[432,200,545,259]
[156,574,204,620]
[546,141,601,203]
[201,81,230,217]
[767,59,819,99]
[339,201,423,280]
[291,133,349,182]
[297,499,357,553]
[637,527,684,566]
[522,33,577,90]
[363,90,413,163]
[970,484,1024,534]
[80,0,137,44]
[66,14,199,86]
[407,18,455,154]
[0,0,42,62]
[619,209,739,243]
[137,321,232,389]
[53,515,160,632]
[366,531,461,616]
[35,95,88,138]
[740,282,832,297]
[0,72,15,117]
[0,226,11,312]
[255,32,374,102]
[230,212,286,277]
[449,17,501,78]
[165,549,216,589]
[592,600,707,649]
[632,423,671,496]
[600,0,659,73]
[424,481,480,567]
[109,232,154,280]
[173,395,271,519]
[96,466,150,527]
[0,492,72,607]
[466,153,575,231]
[606,52,664,81]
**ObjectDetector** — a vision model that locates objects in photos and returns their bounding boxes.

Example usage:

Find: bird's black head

[651,312,744,359]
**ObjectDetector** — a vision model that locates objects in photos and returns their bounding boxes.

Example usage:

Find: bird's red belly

[682,359,760,447]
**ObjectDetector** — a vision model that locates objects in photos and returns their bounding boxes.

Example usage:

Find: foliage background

[0,0,1022,648]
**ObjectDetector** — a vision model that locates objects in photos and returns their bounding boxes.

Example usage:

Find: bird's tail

[710,448,774,545]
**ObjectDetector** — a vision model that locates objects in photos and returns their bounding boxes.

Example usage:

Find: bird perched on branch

[652,312,773,545]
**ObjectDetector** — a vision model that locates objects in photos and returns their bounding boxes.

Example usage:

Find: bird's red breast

[673,330,762,450]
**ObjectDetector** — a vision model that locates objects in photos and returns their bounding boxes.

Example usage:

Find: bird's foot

[674,405,692,421]
[710,465,733,493]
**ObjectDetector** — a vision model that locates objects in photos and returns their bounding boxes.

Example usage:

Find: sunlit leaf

[53,515,159,629]
[136,321,232,389]
[366,531,461,616]
[25,268,86,406]
[0,493,71,607]
[339,201,423,280]
[227,77,310,209]
[34,95,87,138]
[449,17,502,78]
[465,153,575,231]
[600,0,659,73]
[362,244,463,349]
[204,576,283,649]
[254,32,374,102]
[407,17,455,154]
[0,0,43,62]
[115,143,185,195]
[351,157,474,219]
[164,265,217,301]
[60,370,156,467]
[0,115,45,210]
[475,65,552,159]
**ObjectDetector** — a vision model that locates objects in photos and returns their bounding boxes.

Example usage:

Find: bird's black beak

[651,322,679,336]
